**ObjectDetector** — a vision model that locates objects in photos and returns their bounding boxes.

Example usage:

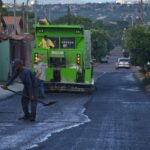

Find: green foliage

[142,77,150,86]
[125,25,150,67]
[53,15,92,30]
[93,20,129,46]
[91,29,111,62]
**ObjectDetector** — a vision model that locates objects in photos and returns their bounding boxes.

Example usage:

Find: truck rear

[32,24,94,92]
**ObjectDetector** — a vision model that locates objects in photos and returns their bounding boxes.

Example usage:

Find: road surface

[1,47,150,150]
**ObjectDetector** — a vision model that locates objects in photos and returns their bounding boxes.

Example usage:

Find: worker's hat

[39,18,49,25]
[13,59,23,66]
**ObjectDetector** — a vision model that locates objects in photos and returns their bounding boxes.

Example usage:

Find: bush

[139,68,146,74]
[142,77,150,86]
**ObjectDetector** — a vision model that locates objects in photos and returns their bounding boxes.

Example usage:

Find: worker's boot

[29,113,36,122]
[18,113,31,120]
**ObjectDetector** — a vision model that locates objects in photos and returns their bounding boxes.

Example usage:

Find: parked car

[116,58,130,69]
[100,56,109,63]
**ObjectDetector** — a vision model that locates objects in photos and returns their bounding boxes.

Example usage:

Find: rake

[6,88,56,106]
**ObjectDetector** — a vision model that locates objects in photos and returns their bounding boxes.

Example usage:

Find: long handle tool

[6,88,56,106]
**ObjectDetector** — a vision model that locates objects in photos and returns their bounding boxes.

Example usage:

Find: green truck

[32,24,94,92]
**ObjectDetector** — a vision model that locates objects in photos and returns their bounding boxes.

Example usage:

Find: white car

[116,58,130,69]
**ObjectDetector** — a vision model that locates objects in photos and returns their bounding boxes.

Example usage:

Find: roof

[0,32,34,41]
[34,24,84,29]
[10,33,34,41]
[0,33,9,40]
[2,16,22,25]
[2,16,22,34]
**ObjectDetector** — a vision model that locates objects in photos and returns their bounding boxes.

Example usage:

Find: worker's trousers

[21,88,37,118]
[37,79,45,97]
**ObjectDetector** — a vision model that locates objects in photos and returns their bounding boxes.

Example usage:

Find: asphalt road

[1,47,150,150]
[0,92,92,150]
[32,71,150,150]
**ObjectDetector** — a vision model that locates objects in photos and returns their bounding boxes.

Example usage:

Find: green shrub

[142,77,150,85]
[139,69,146,74]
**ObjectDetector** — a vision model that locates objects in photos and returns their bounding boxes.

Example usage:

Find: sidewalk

[132,66,145,81]
[0,82,23,100]
[132,66,150,93]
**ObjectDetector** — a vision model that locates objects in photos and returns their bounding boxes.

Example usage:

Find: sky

[3,0,115,4]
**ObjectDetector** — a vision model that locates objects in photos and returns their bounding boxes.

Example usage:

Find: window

[118,58,130,62]
[60,38,75,49]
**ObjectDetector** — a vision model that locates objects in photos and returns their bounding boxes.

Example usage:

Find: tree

[93,20,129,46]
[124,25,150,68]
[91,29,112,62]
[53,15,92,30]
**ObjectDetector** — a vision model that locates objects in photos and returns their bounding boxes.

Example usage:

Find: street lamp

[30,0,34,5]
[13,0,16,34]
[31,0,37,24]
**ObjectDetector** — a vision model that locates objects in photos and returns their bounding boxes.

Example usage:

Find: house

[0,16,35,81]
[1,16,23,35]
[0,33,35,81]
[10,33,35,67]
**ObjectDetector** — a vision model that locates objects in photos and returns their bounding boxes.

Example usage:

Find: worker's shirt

[34,62,47,81]
[6,67,37,97]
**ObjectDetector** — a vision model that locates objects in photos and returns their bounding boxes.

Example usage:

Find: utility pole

[140,0,144,23]
[0,0,3,17]
[67,4,71,25]
[48,7,51,23]
[13,0,16,34]
[26,0,29,32]
[31,0,38,24]
[0,0,3,32]
[34,0,37,24]
[135,0,144,25]
[67,0,71,25]
[22,2,25,32]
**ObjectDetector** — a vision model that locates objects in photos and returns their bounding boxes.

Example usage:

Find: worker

[38,35,55,49]
[34,58,47,99]
[1,59,38,122]
[39,18,49,25]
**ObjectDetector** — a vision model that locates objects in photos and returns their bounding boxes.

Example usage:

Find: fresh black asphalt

[32,71,150,150]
